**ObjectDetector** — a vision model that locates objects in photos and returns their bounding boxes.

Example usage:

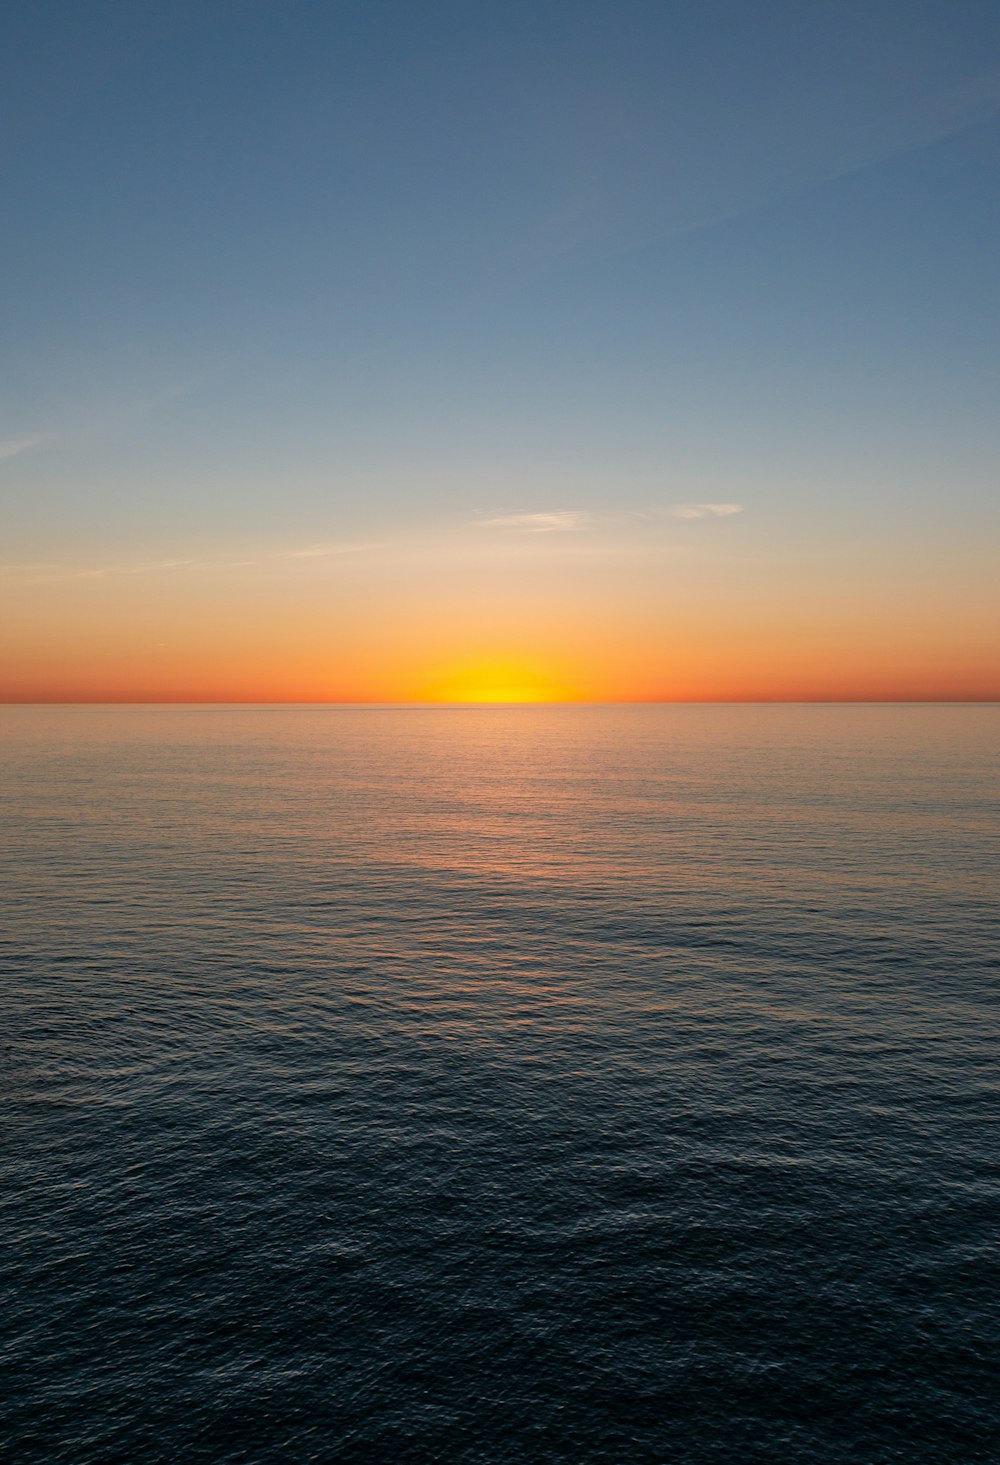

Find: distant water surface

[2,705,998,1463]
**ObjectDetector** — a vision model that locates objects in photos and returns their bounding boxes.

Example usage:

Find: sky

[2,0,999,701]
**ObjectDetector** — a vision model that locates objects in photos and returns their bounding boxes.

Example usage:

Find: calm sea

[2,705,997,1463]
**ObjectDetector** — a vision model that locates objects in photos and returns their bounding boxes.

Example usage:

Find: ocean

[2,704,997,1463]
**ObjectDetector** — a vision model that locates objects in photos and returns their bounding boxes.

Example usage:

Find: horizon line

[2,698,997,709]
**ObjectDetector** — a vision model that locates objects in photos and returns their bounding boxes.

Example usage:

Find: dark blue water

[2,705,997,1463]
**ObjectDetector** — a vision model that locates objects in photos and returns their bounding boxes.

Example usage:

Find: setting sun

[420,657,580,704]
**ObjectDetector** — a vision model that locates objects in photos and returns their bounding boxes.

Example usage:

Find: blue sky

[2,1,999,698]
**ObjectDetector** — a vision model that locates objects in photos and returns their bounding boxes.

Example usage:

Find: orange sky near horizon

[3,522,997,703]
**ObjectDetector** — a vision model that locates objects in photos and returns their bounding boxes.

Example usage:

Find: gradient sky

[2,0,999,700]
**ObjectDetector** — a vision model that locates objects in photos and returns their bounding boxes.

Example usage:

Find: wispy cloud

[670,503,743,520]
[2,539,377,584]
[0,434,44,461]
[97,558,200,577]
[475,511,593,533]
[9,557,203,584]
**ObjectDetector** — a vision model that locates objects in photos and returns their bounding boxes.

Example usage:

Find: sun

[421,656,576,704]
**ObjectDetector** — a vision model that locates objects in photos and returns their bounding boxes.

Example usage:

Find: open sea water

[1,704,997,1464]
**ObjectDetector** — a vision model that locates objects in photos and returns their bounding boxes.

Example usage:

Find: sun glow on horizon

[417,657,583,705]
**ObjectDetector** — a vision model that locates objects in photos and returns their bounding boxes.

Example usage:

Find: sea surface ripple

[2,705,998,1463]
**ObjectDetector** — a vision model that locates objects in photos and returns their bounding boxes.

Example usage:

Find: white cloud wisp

[475,511,593,532]
[670,503,744,520]
[0,434,44,461]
